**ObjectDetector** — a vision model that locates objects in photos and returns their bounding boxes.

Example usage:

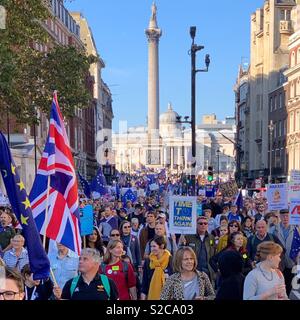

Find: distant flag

[122,188,137,205]
[116,183,121,200]
[90,167,108,197]
[234,189,243,211]
[0,131,50,279]
[290,226,300,262]
[78,171,91,198]
[29,92,82,255]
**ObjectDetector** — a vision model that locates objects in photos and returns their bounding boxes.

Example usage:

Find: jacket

[122,235,142,270]
[160,271,215,300]
[139,226,154,258]
[184,233,216,282]
[270,224,295,270]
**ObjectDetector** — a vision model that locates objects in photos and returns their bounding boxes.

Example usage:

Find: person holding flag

[29,92,82,256]
[0,131,50,280]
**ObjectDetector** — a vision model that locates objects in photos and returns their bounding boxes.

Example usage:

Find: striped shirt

[3,247,29,271]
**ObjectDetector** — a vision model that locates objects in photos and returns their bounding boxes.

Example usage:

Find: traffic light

[207,166,213,182]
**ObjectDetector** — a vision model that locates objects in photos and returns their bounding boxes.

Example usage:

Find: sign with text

[79,205,94,236]
[219,181,239,198]
[255,179,262,189]
[169,196,197,234]
[266,183,288,211]
[205,185,215,198]
[290,170,300,182]
[289,199,300,225]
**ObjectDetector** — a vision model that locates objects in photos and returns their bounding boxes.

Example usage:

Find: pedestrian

[241,216,255,239]
[269,208,296,295]
[243,241,288,300]
[216,221,247,253]
[98,205,119,245]
[139,211,157,259]
[86,226,106,260]
[101,239,137,300]
[203,207,218,234]
[49,243,79,290]
[141,236,173,300]
[0,266,25,300]
[130,217,143,239]
[0,209,16,253]
[3,234,29,272]
[160,246,215,300]
[21,264,53,300]
[247,219,283,262]
[180,216,216,283]
[119,220,142,272]
[215,250,245,300]
[227,204,242,223]
[53,248,118,300]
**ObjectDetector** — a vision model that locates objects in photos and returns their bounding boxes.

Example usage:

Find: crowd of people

[0,172,300,301]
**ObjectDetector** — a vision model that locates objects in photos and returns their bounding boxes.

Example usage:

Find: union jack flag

[29,92,81,255]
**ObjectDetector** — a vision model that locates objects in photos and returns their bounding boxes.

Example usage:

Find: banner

[197,203,203,217]
[290,170,300,182]
[80,205,94,236]
[266,183,288,211]
[219,181,239,197]
[289,199,300,225]
[169,196,197,234]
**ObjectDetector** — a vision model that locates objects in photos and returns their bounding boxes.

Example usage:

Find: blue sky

[66,0,264,131]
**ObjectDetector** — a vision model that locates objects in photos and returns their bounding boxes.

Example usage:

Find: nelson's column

[145,2,162,166]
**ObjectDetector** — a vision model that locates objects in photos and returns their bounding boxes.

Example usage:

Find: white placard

[266,183,288,211]
[169,196,197,234]
[289,199,300,225]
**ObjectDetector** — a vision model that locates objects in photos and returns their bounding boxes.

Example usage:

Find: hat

[279,209,289,214]
[157,213,166,219]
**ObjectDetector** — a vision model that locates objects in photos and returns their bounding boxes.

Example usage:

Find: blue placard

[80,204,94,236]
[197,203,203,216]
[205,185,215,198]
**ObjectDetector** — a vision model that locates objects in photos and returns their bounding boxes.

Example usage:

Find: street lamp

[268,120,274,184]
[190,26,210,196]
[216,149,220,185]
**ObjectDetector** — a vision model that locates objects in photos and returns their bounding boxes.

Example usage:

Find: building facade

[284,2,300,174]
[247,0,294,182]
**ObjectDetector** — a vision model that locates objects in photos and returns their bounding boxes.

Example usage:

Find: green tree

[0,0,97,125]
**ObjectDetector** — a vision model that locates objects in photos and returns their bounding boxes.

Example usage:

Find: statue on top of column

[151,2,157,21]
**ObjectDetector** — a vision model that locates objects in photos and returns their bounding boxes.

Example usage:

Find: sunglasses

[229,224,238,227]
[111,234,120,237]
[198,222,208,225]
[123,226,131,229]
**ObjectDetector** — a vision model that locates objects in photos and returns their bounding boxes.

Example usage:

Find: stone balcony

[279,20,293,34]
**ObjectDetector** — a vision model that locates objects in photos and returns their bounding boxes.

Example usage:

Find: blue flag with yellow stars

[0,131,50,280]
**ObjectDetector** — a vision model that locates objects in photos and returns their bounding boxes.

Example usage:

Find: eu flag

[290,226,300,262]
[90,167,107,196]
[78,171,91,198]
[122,188,137,205]
[0,131,50,279]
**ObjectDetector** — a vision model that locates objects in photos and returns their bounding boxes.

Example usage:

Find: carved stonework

[145,28,162,42]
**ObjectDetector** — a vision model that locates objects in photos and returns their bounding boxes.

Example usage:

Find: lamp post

[268,120,274,184]
[190,26,210,196]
[216,149,220,186]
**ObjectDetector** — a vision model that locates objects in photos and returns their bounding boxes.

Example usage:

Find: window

[296,110,300,131]
[270,97,273,112]
[297,79,300,96]
[279,93,282,108]
[283,119,286,135]
[290,112,295,133]
[298,48,300,65]
[274,95,277,110]
[273,122,277,138]
[292,51,296,68]
[291,82,295,98]
[278,120,282,137]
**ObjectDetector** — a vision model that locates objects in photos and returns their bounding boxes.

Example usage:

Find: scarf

[148,250,171,300]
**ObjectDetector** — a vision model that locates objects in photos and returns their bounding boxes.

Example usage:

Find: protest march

[0,94,299,303]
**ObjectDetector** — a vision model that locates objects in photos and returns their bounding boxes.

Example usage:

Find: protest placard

[205,185,215,198]
[79,205,94,236]
[169,196,197,234]
[266,183,288,211]
[289,199,300,225]
[219,181,239,197]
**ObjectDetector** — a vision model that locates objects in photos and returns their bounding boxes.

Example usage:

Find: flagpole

[43,175,51,249]
[50,268,58,287]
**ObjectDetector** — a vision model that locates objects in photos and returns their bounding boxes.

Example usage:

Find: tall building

[234,63,251,185]
[145,2,162,164]
[247,0,294,182]
[70,12,113,180]
[284,2,300,173]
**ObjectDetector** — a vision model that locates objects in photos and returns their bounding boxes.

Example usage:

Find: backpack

[101,261,129,285]
[70,274,111,299]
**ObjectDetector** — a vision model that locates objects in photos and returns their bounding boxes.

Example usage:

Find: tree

[0,0,98,125]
